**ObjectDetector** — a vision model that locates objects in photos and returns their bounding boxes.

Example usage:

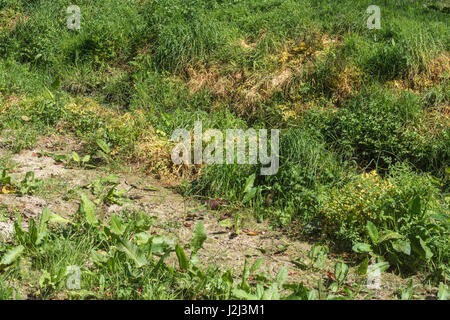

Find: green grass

[0,198,355,300]
[0,0,449,297]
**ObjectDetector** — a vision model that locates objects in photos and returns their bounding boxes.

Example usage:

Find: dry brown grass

[387,53,449,93]
[185,34,344,117]
[332,65,363,101]
[0,9,28,32]
[0,95,24,114]
[135,130,203,186]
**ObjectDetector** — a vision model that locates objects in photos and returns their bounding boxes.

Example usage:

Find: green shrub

[315,164,449,279]
[313,87,449,176]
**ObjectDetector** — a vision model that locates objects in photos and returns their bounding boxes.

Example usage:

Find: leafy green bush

[310,87,449,176]
[315,164,449,279]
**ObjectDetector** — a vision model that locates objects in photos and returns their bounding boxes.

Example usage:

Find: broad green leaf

[352,243,372,253]
[190,221,206,254]
[378,230,403,243]
[79,194,98,226]
[39,270,51,288]
[51,76,61,90]
[317,279,324,300]
[117,239,147,268]
[241,173,257,203]
[106,257,117,273]
[38,207,50,234]
[134,232,152,245]
[243,173,255,195]
[261,283,280,300]
[96,139,111,154]
[82,155,91,163]
[256,284,264,299]
[110,214,126,236]
[401,279,414,300]
[72,151,80,163]
[249,258,263,274]
[232,289,258,300]
[418,237,433,261]
[310,245,328,269]
[190,253,200,265]
[438,283,449,300]
[102,174,119,184]
[27,219,41,245]
[53,154,66,162]
[143,185,158,191]
[275,266,288,286]
[242,188,257,203]
[357,256,369,276]
[48,213,73,225]
[151,236,173,254]
[175,243,189,270]
[366,221,378,244]
[13,215,25,245]
[149,251,170,277]
[218,219,233,228]
[329,282,339,293]
[222,270,233,284]
[90,249,108,265]
[1,245,24,265]
[392,239,411,255]
[334,262,349,284]
[283,283,310,300]
[368,261,390,275]
[307,290,317,300]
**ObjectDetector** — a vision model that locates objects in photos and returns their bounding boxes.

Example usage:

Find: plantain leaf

[232,289,258,300]
[334,262,349,284]
[438,283,449,300]
[1,245,24,265]
[366,221,378,244]
[49,213,73,225]
[110,214,126,236]
[408,195,421,217]
[72,151,80,163]
[190,221,206,255]
[79,194,98,226]
[357,256,369,276]
[249,258,263,274]
[175,243,189,270]
[96,139,111,154]
[352,243,372,253]
[418,237,433,261]
[368,261,390,275]
[392,239,411,255]
[378,230,403,243]
[243,174,255,195]
[117,239,147,268]
[276,266,288,286]
[401,279,414,300]
[82,155,91,163]
[38,207,50,234]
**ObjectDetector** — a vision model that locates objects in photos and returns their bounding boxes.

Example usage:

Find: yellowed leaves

[1,185,15,194]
